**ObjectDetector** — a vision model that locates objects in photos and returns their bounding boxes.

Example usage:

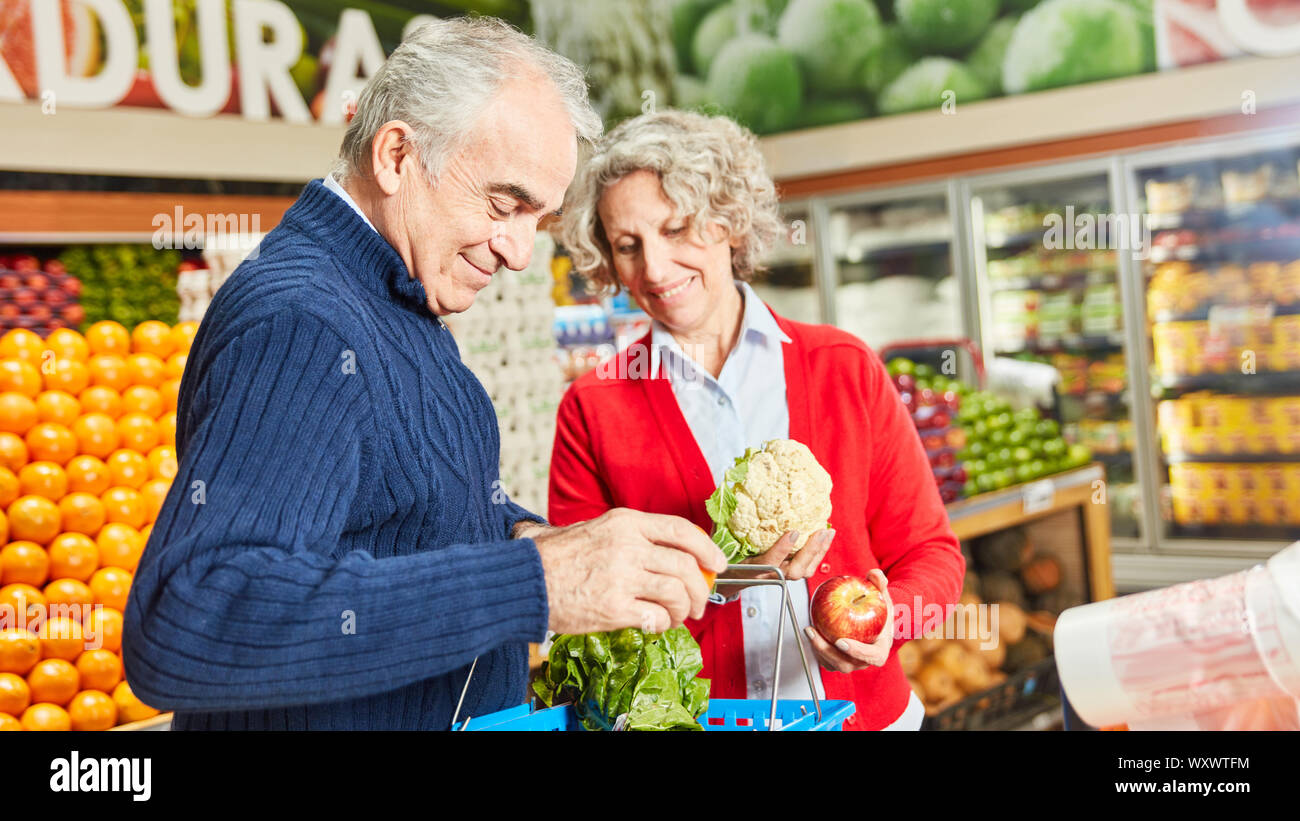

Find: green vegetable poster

[1,0,1297,133]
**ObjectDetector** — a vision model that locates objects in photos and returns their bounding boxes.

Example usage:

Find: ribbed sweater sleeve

[122,312,549,712]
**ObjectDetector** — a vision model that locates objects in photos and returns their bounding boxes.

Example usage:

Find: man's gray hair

[336,17,602,183]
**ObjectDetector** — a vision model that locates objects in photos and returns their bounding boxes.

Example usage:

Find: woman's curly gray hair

[559,109,782,291]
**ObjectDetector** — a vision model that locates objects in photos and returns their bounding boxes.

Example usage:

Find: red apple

[10,255,38,272]
[23,273,48,291]
[810,575,889,646]
[60,277,82,297]
[60,304,85,324]
[42,259,66,277]
[0,274,21,289]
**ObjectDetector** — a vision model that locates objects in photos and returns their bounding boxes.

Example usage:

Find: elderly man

[122,18,724,730]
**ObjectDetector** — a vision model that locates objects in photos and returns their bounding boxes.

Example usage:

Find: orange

[0,541,48,587]
[0,466,19,507]
[158,379,181,414]
[105,450,148,490]
[85,606,123,653]
[75,649,121,692]
[0,359,41,398]
[0,671,30,715]
[18,461,67,501]
[87,354,130,392]
[0,712,18,730]
[146,445,177,480]
[0,629,41,675]
[36,616,84,661]
[170,321,199,354]
[0,391,37,434]
[0,507,6,544]
[140,523,152,545]
[85,321,130,356]
[35,390,80,425]
[65,454,111,495]
[158,412,177,448]
[121,385,162,418]
[0,432,26,472]
[42,358,89,394]
[0,328,45,363]
[164,353,187,380]
[112,681,159,723]
[97,525,142,572]
[89,567,131,612]
[20,702,70,730]
[26,657,78,705]
[25,422,77,464]
[0,582,45,623]
[45,328,90,362]
[57,492,105,536]
[68,689,116,730]
[140,479,170,523]
[125,353,166,389]
[71,413,119,459]
[131,320,175,359]
[78,385,122,418]
[101,487,146,531]
[115,413,158,452]
[46,532,97,582]
[8,495,62,545]
[43,578,93,613]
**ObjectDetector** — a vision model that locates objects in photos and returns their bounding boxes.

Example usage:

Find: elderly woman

[548,110,965,731]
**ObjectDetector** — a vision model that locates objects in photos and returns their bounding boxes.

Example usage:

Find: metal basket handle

[715,563,823,730]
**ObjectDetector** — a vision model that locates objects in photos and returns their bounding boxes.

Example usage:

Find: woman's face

[598,169,737,335]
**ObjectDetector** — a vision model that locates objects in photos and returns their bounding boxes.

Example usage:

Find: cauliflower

[705,439,833,562]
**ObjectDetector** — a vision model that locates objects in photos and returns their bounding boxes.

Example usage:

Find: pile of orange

[0,320,196,731]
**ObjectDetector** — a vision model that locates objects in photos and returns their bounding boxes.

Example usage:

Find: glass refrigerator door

[1133,139,1300,545]
[969,171,1141,538]
[751,202,822,324]
[823,188,963,350]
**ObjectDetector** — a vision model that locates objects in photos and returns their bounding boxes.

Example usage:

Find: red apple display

[810,575,889,646]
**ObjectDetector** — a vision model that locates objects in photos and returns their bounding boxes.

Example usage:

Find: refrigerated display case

[752,200,823,325]
[1123,132,1300,551]
[814,182,972,352]
[964,162,1143,541]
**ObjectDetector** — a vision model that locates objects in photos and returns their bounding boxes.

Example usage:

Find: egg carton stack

[447,233,564,514]
[184,234,267,321]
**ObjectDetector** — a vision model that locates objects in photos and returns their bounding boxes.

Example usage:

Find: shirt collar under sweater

[284,179,433,315]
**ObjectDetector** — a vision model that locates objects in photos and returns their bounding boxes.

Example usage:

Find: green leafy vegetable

[532,626,709,731]
[705,447,755,561]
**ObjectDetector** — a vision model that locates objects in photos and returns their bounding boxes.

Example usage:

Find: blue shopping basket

[451,565,854,732]
[453,698,855,731]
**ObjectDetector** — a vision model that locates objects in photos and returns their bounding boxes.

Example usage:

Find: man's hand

[531,508,727,635]
[803,569,894,673]
[512,519,551,540]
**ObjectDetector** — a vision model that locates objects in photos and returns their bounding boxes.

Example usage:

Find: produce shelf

[0,190,294,240]
[988,269,1116,292]
[945,464,1113,602]
[1150,302,1300,324]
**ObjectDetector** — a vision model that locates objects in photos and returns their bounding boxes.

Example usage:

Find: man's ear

[371,120,416,197]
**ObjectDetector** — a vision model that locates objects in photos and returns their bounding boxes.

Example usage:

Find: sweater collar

[283,179,432,313]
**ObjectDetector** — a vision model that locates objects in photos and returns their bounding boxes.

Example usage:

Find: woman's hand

[717,529,836,591]
[804,569,894,673]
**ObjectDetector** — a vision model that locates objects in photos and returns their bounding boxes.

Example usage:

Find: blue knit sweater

[122,180,550,730]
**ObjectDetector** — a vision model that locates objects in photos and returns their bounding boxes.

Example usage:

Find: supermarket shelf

[945,464,1113,601]
[837,236,951,264]
[988,269,1116,292]
[1165,451,1300,464]
[1150,302,1300,324]
[1091,450,1133,465]
[1145,199,1300,230]
[1146,234,1300,264]
[0,190,294,239]
[1169,522,1300,542]
[983,228,1052,249]
[996,333,1125,356]
[1156,370,1300,395]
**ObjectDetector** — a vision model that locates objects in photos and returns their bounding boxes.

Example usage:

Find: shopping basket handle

[715,564,823,729]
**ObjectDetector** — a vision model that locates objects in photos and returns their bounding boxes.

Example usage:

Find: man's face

[401,75,578,315]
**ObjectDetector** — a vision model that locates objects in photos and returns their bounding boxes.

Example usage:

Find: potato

[997,601,1028,645]
[897,641,922,676]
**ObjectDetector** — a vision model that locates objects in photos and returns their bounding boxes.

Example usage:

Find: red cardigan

[547,309,964,730]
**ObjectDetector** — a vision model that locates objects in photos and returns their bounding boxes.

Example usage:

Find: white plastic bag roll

[1057,542,1300,728]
